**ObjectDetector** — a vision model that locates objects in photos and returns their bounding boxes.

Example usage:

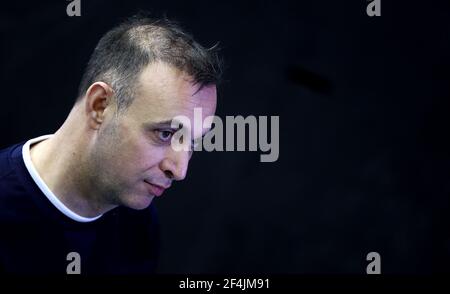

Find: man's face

[89,62,217,210]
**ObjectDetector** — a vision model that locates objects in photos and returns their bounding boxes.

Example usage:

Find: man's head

[73,15,222,210]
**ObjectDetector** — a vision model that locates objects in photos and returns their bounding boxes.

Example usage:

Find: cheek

[121,138,166,172]
[112,124,148,166]
[140,147,166,169]
[113,121,166,172]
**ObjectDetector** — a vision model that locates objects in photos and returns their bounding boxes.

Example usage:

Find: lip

[144,181,167,197]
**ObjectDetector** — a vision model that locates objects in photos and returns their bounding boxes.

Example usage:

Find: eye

[156,130,174,142]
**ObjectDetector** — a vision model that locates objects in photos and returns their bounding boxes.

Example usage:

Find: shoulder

[0,141,39,221]
[0,142,25,193]
[0,141,27,178]
[0,144,17,179]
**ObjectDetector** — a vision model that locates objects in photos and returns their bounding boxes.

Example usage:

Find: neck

[30,105,117,218]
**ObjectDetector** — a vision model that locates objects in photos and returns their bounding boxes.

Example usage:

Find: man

[0,15,222,274]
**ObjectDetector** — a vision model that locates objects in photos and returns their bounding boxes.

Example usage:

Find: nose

[160,148,191,181]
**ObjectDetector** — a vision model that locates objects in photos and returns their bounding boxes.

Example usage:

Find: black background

[1,0,449,274]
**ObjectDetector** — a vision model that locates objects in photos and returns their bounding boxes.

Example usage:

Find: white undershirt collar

[22,135,102,223]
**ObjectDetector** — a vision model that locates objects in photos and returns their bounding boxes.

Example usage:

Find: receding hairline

[76,14,223,112]
[76,61,216,104]
[136,60,217,95]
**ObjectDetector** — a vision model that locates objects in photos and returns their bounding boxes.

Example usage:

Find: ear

[84,82,114,130]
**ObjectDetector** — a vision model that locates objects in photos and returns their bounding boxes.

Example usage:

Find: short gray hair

[76,13,223,111]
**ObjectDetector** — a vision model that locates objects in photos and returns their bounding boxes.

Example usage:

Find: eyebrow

[144,119,185,130]
[144,119,212,140]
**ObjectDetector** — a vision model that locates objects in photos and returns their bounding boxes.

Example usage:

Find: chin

[122,194,155,210]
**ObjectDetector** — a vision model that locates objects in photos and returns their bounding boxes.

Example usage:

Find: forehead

[129,61,217,122]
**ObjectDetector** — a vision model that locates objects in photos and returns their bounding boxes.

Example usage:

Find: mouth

[144,181,168,197]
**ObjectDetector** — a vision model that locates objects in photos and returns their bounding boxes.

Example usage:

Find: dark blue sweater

[0,141,159,275]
